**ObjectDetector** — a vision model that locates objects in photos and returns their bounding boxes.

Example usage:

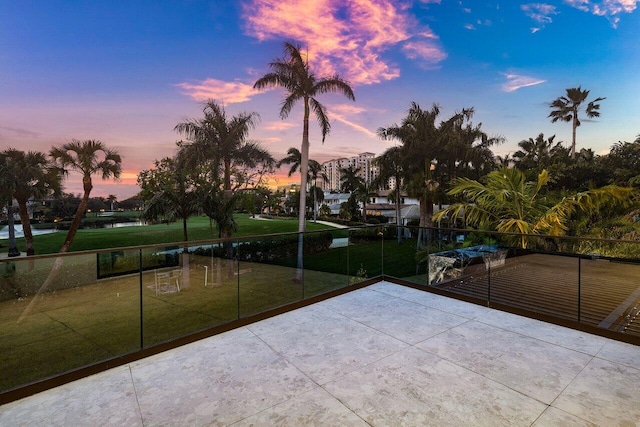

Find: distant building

[321,153,381,191]
[276,183,300,194]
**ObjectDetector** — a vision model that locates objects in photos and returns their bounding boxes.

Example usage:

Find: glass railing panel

[395,226,428,286]
[348,227,382,284]
[303,229,349,298]
[141,244,238,347]
[381,225,418,281]
[488,236,579,321]
[577,239,640,337]
[237,234,302,318]
[0,251,140,393]
[425,228,490,299]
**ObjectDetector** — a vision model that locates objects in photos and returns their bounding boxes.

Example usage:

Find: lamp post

[7,204,21,257]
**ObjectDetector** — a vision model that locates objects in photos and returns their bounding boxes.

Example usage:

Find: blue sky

[1,0,639,199]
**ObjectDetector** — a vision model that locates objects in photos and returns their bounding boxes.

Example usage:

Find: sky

[1,0,639,200]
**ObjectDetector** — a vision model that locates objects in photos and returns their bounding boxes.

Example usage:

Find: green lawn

[0,251,352,392]
[11,214,334,255]
[1,215,427,393]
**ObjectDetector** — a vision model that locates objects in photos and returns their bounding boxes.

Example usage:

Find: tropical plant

[438,108,499,182]
[512,133,567,178]
[138,152,199,241]
[339,165,374,222]
[50,140,121,252]
[602,136,640,187]
[549,148,608,192]
[379,104,498,246]
[378,103,448,244]
[277,147,302,177]
[253,42,355,235]
[278,147,326,221]
[373,146,404,243]
[175,100,274,239]
[254,41,354,279]
[0,153,20,257]
[548,86,605,159]
[1,149,60,255]
[318,203,331,217]
[433,167,632,248]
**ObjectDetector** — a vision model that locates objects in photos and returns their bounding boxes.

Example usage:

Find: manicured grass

[0,250,352,392]
[13,214,334,255]
[1,217,422,393]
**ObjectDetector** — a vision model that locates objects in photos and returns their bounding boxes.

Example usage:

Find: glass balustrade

[1,225,639,397]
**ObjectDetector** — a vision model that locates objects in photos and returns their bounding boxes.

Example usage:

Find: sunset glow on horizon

[2,0,639,199]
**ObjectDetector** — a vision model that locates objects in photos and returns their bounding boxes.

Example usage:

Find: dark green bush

[236,232,333,263]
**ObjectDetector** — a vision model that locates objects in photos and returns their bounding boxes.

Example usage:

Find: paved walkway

[2,281,639,426]
[250,215,350,229]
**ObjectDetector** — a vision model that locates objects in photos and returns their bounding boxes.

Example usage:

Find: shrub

[237,232,333,263]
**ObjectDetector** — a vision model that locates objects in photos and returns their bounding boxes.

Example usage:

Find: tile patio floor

[2,281,640,426]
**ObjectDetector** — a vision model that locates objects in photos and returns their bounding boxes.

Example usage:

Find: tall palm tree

[277,147,302,177]
[339,166,374,222]
[254,42,355,235]
[175,101,272,194]
[439,109,500,182]
[278,147,326,220]
[308,159,327,221]
[434,167,631,248]
[2,149,60,255]
[0,152,20,257]
[378,102,443,245]
[513,133,566,177]
[254,42,354,279]
[175,100,274,239]
[548,86,605,159]
[50,140,122,253]
[339,165,363,221]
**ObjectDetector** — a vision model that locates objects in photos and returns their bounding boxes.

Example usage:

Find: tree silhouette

[548,86,605,159]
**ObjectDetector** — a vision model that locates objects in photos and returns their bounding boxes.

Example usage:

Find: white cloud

[564,0,638,27]
[522,3,558,32]
[501,73,546,92]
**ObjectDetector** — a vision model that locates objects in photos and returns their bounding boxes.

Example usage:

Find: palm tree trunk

[60,177,92,253]
[571,116,578,159]
[23,177,92,322]
[295,98,311,283]
[7,205,20,257]
[16,200,34,256]
[417,195,433,249]
[395,188,402,244]
[313,178,318,222]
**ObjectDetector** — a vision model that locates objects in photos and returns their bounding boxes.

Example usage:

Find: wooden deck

[436,253,640,336]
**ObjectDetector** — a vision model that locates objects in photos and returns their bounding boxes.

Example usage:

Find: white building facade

[321,152,381,191]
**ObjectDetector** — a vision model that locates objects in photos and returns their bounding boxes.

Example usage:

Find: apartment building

[321,152,381,191]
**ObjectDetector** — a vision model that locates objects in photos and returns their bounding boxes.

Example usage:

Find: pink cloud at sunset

[263,122,297,131]
[176,79,256,103]
[241,0,446,85]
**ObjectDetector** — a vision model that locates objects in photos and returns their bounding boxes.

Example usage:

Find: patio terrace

[2,281,639,426]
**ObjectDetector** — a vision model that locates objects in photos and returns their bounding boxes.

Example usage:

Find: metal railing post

[139,248,143,349]
[578,257,581,323]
